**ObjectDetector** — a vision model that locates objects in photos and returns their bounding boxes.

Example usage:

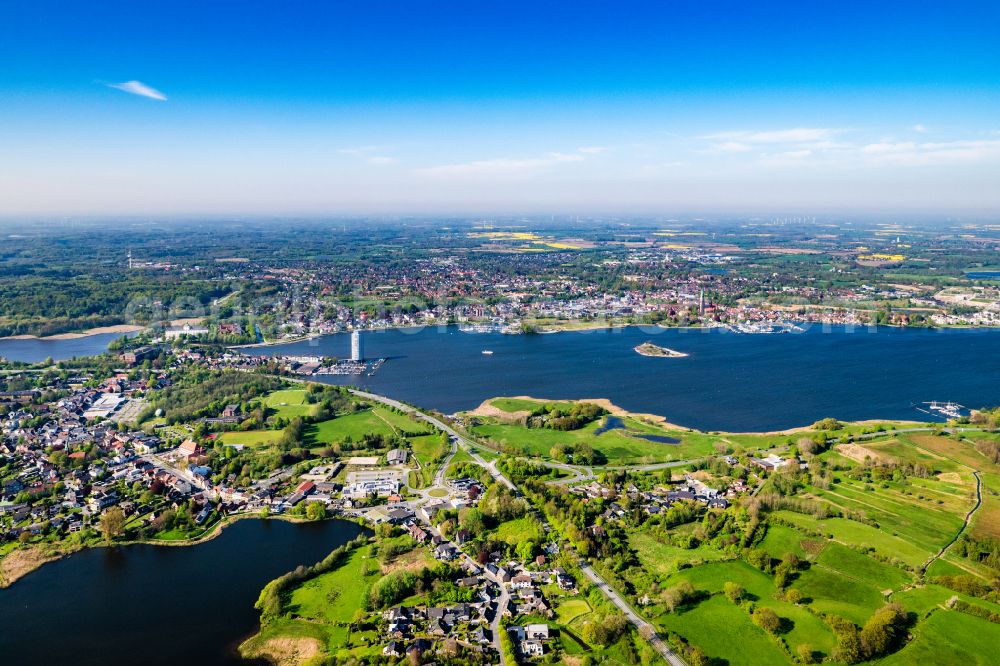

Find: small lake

[0,332,129,363]
[0,518,364,666]
[250,325,1000,432]
[594,415,681,443]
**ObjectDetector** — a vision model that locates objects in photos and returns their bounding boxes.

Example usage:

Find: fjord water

[0,332,127,363]
[256,325,1000,431]
[0,518,364,666]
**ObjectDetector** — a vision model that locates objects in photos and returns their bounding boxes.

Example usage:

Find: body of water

[0,332,128,363]
[251,325,1000,432]
[0,518,364,666]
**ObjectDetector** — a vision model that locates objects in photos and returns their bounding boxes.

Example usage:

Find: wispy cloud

[367,156,397,166]
[107,80,167,101]
[912,124,929,133]
[705,141,753,153]
[415,152,585,178]
[577,146,607,154]
[860,139,1000,166]
[338,145,384,156]
[701,127,841,144]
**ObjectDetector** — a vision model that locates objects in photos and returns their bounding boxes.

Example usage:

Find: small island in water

[634,341,688,358]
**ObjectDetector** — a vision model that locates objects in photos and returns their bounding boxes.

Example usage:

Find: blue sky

[2,0,999,215]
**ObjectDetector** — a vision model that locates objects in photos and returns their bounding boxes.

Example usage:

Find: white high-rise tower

[351,330,363,362]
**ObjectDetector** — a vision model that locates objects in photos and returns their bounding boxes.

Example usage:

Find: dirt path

[919,467,982,574]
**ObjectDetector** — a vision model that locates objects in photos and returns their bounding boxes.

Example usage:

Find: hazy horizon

[2,1,999,216]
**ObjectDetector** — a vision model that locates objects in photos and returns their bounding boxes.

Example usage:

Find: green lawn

[218,429,280,447]
[262,388,319,420]
[554,598,592,625]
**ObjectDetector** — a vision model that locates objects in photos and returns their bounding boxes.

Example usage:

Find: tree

[100,506,126,541]
[797,643,816,664]
[306,502,327,521]
[687,647,710,666]
[786,588,803,604]
[458,507,485,535]
[752,607,780,633]
[724,581,745,603]
[662,581,696,613]
[516,539,536,562]
[828,615,863,665]
[860,603,906,659]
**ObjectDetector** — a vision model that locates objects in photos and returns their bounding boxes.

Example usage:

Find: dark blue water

[0,518,364,666]
[252,325,1000,431]
[966,271,1000,280]
[0,332,127,363]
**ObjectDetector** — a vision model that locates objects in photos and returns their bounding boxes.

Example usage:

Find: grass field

[409,433,447,463]
[792,565,885,624]
[554,598,592,625]
[218,429,281,447]
[814,543,912,591]
[369,406,432,435]
[656,595,790,666]
[262,389,319,420]
[304,409,397,445]
[493,516,544,546]
[471,418,719,464]
[630,529,729,576]
[877,608,1000,665]
[490,397,573,414]
[759,524,812,560]
[287,548,378,624]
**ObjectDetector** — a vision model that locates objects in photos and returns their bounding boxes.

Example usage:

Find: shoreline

[0,512,321,589]
[464,394,931,435]
[0,324,146,341]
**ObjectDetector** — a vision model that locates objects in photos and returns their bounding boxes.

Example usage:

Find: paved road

[579,563,687,666]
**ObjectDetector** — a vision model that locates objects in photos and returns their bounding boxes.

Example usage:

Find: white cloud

[706,141,753,153]
[701,128,840,144]
[338,145,384,156]
[577,146,607,154]
[107,80,167,101]
[367,156,397,165]
[862,141,917,154]
[861,139,1000,165]
[912,124,929,133]
[415,152,585,178]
